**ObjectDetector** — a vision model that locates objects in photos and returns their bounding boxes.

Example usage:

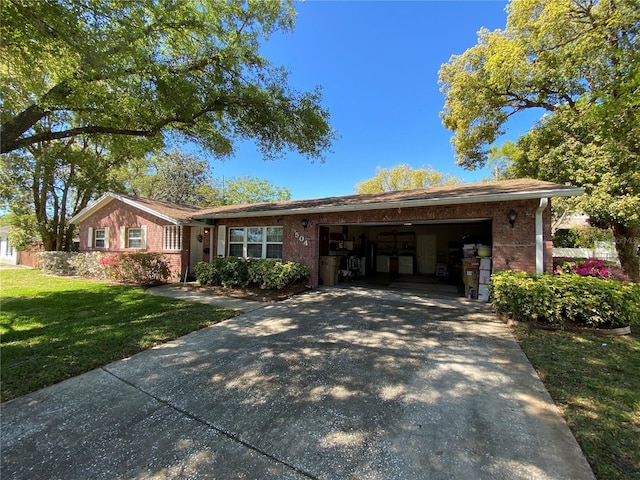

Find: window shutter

[88,227,93,248]
[104,227,110,249]
[217,225,226,258]
[140,225,147,250]
[120,226,125,249]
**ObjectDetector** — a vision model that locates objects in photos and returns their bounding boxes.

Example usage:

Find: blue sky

[207,0,533,200]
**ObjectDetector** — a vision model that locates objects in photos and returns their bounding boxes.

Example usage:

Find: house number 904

[294,230,309,246]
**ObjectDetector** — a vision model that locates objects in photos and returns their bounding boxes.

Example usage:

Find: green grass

[511,326,640,480]
[1,269,237,402]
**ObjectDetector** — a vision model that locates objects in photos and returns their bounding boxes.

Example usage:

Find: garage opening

[318,220,492,297]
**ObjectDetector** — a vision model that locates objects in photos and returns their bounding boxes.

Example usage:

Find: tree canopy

[214,175,290,205]
[123,150,216,206]
[1,0,335,251]
[439,0,640,280]
[355,164,461,194]
[1,0,335,160]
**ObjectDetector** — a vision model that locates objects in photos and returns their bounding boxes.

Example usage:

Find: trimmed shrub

[195,258,310,290]
[490,271,640,329]
[69,252,111,279]
[100,252,171,285]
[38,251,77,275]
[248,259,310,289]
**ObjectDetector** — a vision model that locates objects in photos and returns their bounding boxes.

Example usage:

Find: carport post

[536,197,548,274]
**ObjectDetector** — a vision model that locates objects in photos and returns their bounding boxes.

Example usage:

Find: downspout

[536,198,549,274]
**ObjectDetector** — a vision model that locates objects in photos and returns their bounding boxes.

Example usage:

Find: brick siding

[213,198,553,287]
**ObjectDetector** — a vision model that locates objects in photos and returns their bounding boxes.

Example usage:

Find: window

[128,228,142,248]
[95,229,106,248]
[227,226,283,259]
[162,225,182,251]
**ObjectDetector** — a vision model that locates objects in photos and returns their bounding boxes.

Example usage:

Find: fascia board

[69,194,115,224]
[195,187,585,220]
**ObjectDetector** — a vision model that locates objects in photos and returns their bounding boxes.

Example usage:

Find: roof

[194,179,584,220]
[69,193,206,226]
[69,179,584,225]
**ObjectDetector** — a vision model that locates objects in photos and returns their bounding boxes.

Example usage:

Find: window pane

[247,244,263,258]
[229,244,243,257]
[266,244,283,259]
[247,227,263,243]
[128,228,142,248]
[266,227,283,242]
[229,228,244,243]
[95,229,105,248]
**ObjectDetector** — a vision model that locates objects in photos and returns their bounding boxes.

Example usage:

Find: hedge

[37,251,171,285]
[489,271,640,329]
[194,258,310,290]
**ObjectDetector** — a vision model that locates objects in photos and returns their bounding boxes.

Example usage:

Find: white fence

[553,241,620,264]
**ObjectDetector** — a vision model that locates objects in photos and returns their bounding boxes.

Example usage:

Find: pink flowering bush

[100,253,171,285]
[554,257,630,282]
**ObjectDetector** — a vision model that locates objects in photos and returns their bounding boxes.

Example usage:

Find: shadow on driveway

[1,287,594,479]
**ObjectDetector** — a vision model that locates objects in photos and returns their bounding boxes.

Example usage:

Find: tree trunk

[612,223,639,282]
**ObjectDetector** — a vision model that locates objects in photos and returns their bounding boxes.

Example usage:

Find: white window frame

[95,229,106,248]
[120,225,146,250]
[128,228,143,249]
[162,225,182,251]
[227,226,283,259]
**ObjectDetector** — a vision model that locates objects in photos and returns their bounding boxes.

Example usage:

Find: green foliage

[0,269,235,401]
[511,328,640,480]
[355,164,462,194]
[213,175,291,205]
[195,258,309,290]
[553,226,615,248]
[490,271,640,329]
[38,251,171,285]
[3,213,38,250]
[439,0,640,281]
[37,251,77,275]
[1,0,335,160]
[69,251,111,279]
[123,149,212,206]
[100,253,171,285]
[247,259,310,289]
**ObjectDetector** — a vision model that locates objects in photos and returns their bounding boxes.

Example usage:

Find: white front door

[416,234,437,274]
[189,227,204,272]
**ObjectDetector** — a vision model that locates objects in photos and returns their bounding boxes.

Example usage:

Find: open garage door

[318,219,492,296]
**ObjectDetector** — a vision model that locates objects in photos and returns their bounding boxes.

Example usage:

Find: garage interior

[318,220,492,297]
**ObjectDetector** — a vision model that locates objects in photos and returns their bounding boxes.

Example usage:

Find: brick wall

[213,198,553,287]
[76,198,186,279]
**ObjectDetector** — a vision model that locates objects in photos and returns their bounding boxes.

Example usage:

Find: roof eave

[194,187,585,220]
[69,193,208,226]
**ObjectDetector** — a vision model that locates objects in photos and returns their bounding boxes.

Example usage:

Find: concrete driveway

[1,286,594,479]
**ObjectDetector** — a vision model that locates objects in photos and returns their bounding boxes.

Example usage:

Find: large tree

[1,0,334,158]
[0,136,129,250]
[214,175,290,205]
[123,149,216,206]
[1,0,335,251]
[439,0,640,281]
[355,164,461,194]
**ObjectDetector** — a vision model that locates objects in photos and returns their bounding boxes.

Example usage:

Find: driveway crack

[102,367,320,480]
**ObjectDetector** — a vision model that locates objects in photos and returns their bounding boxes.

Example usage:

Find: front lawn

[511,327,640,480]
[0,269,237,402]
